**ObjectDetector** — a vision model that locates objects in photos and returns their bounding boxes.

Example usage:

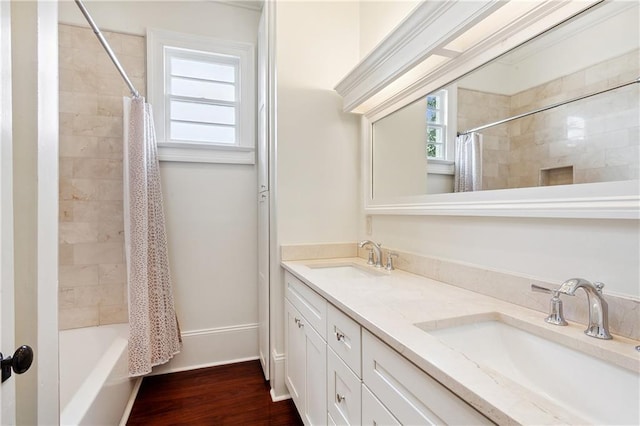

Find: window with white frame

[425,86,456,175]
[147,29,255,164]
[426,90,447,159]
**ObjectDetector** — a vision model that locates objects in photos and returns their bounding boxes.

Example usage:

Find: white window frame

[147,28,255,164]
[426,85,457,175]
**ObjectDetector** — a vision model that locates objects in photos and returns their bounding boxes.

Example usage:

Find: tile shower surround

[58,24,145,329]
[458,49,639,190]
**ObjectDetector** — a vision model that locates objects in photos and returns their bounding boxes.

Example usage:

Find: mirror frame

[337,0,639,219]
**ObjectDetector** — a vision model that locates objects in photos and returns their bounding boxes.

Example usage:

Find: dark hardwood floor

[127,360,303,425]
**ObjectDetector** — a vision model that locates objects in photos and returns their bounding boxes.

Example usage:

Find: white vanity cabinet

[284,269,491,425]
[284,272,327,426]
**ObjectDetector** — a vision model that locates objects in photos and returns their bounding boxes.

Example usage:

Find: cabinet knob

[336,393,346,403]
[294,317,304,328]
[335,331,345,342]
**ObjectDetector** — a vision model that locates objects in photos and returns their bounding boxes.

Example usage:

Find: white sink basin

[306,263,384,279]
[416,315,640,425]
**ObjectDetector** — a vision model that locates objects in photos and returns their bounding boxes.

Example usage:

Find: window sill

[427,159,454,175]
[158,143,255,165]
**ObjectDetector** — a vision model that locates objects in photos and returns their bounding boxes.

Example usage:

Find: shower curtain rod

[74,0,140,98]
[457,77,640,136]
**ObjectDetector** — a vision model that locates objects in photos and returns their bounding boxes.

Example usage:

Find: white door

[0,0,15,422]
[3,2,58,423]
[257,9,270,380]
[258,190,270,379]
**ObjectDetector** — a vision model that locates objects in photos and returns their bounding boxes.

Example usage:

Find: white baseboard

[270,388,291,402]
[148,323,259,376]
[268,350,290,402]
[119,377,142,426]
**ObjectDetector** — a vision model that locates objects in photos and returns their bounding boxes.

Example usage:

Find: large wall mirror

[366,1,639,217]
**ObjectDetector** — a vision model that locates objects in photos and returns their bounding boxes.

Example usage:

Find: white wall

[358,0,420,58]
[272,0,360,398]
[58,1,261,371]
[373,98,428,199]
[58,0,259,39]
[367,216,639,297]
[276,1,360,244]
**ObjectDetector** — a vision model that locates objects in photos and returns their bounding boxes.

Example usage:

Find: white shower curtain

[454,132,483,192]
[123,97,181,377]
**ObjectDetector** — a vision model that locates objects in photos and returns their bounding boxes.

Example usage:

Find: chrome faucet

[557,278,612,340]
[358,240,383,268]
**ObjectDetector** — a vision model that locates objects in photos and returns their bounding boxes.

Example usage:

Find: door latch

[1,345,33,383]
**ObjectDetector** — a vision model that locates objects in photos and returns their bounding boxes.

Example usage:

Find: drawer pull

[294,318,305,328]
[336,393,346,403]
[335,331,345,342]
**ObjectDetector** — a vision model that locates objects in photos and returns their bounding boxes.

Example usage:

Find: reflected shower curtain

[454,132,483,192]
[123,97,181,377]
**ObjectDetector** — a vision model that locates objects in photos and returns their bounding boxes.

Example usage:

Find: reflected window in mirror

[426,90,447,160]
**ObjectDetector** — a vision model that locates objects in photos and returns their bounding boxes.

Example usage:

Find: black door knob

[1,345,34,383]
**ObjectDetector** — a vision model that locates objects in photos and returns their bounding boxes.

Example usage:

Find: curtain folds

[123,97,181,377]
[454,132,483,192]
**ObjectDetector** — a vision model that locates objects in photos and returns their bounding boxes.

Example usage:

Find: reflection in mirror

[372,1,639,198]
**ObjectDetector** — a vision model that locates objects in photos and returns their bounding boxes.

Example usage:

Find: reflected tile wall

[58,24,145,330]
[459,49,639,190]
[508,49,639,188]
[458,89,510,190]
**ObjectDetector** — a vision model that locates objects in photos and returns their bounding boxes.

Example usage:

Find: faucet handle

[531,284,567,326]
[385,252,399,271]
[531,284,559,296]
[594,282,605,293]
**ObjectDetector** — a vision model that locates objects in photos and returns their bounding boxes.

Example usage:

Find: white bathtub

[59,324,140,426]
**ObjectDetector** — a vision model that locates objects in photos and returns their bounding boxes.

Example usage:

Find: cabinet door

[362,384,401,426]
[286,298,328,426]
[327,348,361,425]
[304,317,327,426]
[285,300,306,414]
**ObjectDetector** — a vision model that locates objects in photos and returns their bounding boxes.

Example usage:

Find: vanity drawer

[328,347,361,426]
[362,330,492,425]
[327,413,337,426]
[362,384,400,426]
[284,270,327,339]
[327,304,361,377]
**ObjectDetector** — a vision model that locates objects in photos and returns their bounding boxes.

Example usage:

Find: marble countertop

[282,257,640,425]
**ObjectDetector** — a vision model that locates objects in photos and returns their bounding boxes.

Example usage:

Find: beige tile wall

[58,24,146,330]
[457,88,511,190]
[507,49,639,188]
[459,49,639,190]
